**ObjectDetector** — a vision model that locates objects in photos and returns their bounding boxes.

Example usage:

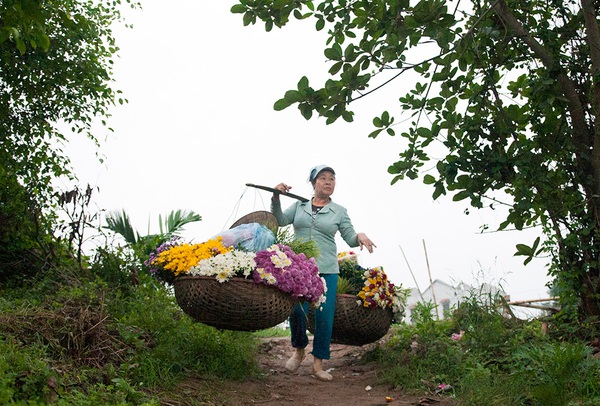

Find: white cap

[307,165,335,182]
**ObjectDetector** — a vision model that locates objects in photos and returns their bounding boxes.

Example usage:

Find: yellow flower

[152,237,231,276]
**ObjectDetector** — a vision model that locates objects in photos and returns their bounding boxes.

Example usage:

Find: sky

[64,1,552,312]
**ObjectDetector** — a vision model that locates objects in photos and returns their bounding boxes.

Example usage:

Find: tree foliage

[0,0,138,279]
[231,0,600,318]
[1,0,137,200]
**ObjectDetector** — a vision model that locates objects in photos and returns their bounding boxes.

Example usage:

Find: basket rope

[221,186,270,232]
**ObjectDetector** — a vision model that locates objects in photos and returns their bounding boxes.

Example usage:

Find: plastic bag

[212,222,275,252]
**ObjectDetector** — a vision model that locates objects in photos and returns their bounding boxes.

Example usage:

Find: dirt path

[172,337,456,406]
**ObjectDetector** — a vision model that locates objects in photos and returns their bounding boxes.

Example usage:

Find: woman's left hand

[357,232,376,253]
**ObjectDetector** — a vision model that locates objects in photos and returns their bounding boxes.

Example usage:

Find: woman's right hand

[274,183,292,194]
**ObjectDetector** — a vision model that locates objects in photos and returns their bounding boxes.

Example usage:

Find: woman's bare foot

[285,348,306,372]
[312,357,333,381]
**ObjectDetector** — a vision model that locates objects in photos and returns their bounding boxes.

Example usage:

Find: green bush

[0,336,53,404]
[90,245,141,293]
[376,290,600,405]
[0,170,56,284]
[512,342,600,405]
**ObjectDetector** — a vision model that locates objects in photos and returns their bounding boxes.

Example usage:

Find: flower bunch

[254,244,326,305]
[357,266,396,309]
[149,237,231,276]
[337,251,409,318]
[337,251,364,292]
[337,250,357,265]
[391,285,410,322]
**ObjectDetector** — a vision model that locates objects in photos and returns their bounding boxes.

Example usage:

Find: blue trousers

[289,273,338,360]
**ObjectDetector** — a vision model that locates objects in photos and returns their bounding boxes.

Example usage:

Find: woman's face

[313,171,336,197]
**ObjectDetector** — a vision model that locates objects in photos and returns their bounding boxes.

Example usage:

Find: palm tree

[105,209,202,246]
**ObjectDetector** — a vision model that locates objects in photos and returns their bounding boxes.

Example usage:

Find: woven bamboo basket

[174,275,295,331]
[229,210,279,234]
[307,293,393,346]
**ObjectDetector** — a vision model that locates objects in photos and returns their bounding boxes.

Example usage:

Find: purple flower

[253,244,325,303]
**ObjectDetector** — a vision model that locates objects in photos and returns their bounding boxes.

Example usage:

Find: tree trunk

[581,0,600,317]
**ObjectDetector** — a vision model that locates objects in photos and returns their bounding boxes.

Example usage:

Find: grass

[1,246,599,405]
[0,267,263,405]
[252,325,290,338]
[373,298,600,405]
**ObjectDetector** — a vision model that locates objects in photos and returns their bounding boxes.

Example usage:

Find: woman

[271,164,376,381]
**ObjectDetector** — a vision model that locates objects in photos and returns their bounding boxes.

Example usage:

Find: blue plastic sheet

[212,222,275,252]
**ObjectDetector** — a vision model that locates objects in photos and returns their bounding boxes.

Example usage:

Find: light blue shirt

[271,199,360,274]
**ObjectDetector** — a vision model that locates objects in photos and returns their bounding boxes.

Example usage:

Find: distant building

[403,279,507,323]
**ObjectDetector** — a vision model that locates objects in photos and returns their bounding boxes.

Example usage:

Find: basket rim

[175,274,256,283]
[174,274,291,295]
[336,293,360,299]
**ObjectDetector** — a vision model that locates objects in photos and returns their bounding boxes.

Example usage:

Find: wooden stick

[509,303,560,313]
[511,303,557,309]
[246,183,309,202]
[506,297,560,305]
[399,244,425,302]
[423,239,439,320]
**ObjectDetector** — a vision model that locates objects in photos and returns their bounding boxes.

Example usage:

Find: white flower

[216,269,233,282]
[310,277,327,307]
[188,249,256,282]
[256,268,277,285]
[269,248,292,268]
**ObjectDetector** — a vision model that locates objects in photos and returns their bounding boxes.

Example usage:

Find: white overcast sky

[65,1,552,307]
